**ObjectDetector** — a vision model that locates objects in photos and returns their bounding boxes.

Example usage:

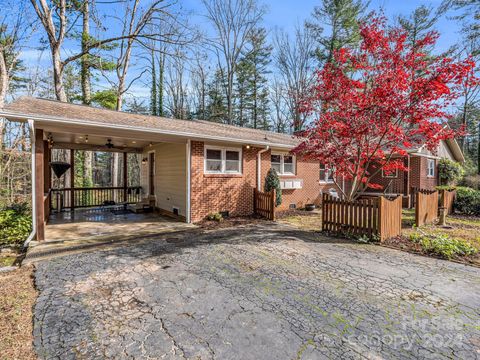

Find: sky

[17,0,464,101]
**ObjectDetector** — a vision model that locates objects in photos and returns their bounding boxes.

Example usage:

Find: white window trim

[427,158,435,178]
[320,165,335,183]
[382,169,398,178]
[271,152,296,175]
[204,145,242,174]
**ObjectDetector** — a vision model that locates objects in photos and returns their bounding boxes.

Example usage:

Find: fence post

[271,189,276,220]
[253,188,257,215]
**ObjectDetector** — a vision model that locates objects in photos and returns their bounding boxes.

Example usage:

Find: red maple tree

[293,16,476,200]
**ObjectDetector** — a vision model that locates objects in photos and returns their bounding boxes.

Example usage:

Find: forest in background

[1,0,480,209]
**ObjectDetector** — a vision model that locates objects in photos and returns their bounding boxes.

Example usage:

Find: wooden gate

[322,194,401,241]
[254,188,275,220]
[415,190,438,226]
[378,196,402,241]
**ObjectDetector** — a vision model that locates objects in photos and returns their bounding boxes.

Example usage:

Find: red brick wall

[190,141,256,222]
[189,141,335,222]
[409,155,437,190]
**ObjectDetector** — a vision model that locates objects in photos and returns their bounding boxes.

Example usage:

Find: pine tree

[398,5,438,58]
[234,27,272,129]
[206,69,228,123]
[305,0,368,65]
[234,58,253,127]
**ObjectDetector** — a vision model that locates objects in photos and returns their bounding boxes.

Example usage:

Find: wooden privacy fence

[410,187,436,208]
[254,188,275,220]
[415,190,438,226]
[439,189,456,215]
[322,194,402,241]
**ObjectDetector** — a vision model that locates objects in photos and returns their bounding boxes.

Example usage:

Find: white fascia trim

[409,152,441,160]
[0,110,294,150]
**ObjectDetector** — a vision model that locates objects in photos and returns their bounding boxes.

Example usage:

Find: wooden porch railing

[50,186,142,211]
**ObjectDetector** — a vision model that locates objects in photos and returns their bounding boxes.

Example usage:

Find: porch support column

[123,152,128,202]
[43,140,50,221]
[70,149,75,210]
[34,129,45,241]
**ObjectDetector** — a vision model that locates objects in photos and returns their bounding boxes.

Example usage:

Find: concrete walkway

[33,223,480,359]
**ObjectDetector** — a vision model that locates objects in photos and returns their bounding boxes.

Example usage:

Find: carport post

[123,152,128,202]
[34,128,45,241]
[70,149,75,210]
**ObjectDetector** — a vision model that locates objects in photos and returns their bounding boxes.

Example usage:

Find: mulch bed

[381,236,480,267]
[0,265,37,359]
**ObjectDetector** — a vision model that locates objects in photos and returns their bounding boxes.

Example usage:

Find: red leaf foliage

[293,16,476,199]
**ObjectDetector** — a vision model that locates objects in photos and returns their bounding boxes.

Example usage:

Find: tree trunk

[0,50,8,109]
[81,0,92,105]
[478,123,480,175]
[158,55,164,117]
[52,47,67,102]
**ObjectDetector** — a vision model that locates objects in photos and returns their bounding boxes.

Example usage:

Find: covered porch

[46,207,194,242]
[33,121,191,242]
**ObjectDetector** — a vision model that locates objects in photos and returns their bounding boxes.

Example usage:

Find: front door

[149,152,155,195]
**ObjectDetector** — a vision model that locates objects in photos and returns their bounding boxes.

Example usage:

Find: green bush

[438,158,464,186]
[409,232,477,259]
[206,212,223,222]
[463,174,480,190]
[0,204,32,246]
[264,168,282,206]
[454,186,480,216]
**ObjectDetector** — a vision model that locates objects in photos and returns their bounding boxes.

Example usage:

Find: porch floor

[45,207,194,242]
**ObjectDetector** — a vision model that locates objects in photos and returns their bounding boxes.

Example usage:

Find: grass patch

[0,256,17,267]
[0,266,37,360]
[277,210,322,231]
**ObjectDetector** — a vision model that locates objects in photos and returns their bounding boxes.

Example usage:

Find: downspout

[257,146,270,191]
[23,119,36,249]
[186,139,191,223]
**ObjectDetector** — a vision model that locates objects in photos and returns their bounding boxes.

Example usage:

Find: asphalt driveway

[33,223,480,359]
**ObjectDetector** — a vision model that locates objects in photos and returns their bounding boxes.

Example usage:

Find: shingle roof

[2,97,299,148]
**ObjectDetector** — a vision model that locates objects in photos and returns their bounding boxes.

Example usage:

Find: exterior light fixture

[47,133,54,149]
[141,157,148,165]
[246,145,251,149]
[149,142,153,147]
[85,135,89,143]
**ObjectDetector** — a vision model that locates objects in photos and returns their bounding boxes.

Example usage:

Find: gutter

[257,146,270,191]
[0,109,296,150]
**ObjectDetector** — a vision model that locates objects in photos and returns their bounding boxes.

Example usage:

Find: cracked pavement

[33,223,480,359]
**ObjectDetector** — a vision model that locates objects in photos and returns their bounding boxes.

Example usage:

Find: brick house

[353,140,464,206]
[0,97,338,240]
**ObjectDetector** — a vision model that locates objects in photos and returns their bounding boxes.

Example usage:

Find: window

[382,169,398,178]
[427,159,435,177]
[205,146,241,174]
[270,153,295,175]
[320,164,335,183]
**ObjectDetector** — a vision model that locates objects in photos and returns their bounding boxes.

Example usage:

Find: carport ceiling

[47,132,150,150]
